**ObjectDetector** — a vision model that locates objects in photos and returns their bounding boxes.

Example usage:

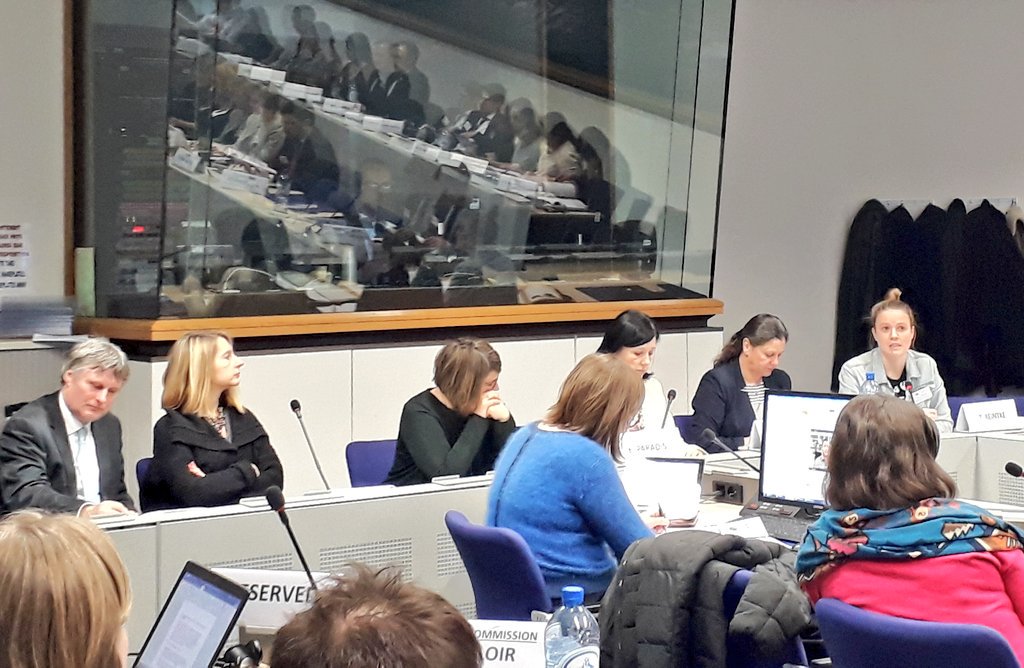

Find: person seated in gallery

[233,90,285,163]
[453,84,515,163]
[270,101,341,204]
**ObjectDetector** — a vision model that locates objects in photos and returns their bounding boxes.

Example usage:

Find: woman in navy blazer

[689,314,791,451]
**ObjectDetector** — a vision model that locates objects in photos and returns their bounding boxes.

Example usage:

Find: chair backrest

[345,440,397,487]
[136,457,152,490]
[723,569,808,668]
[673,414,695,444]
[444,510,552,621]
[815,598,1020,668]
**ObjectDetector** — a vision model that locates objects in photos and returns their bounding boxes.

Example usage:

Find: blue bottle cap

[866,372,875,381]
[561,585,585,607]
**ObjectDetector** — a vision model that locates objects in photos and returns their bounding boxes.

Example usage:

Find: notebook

[133,561,249,668]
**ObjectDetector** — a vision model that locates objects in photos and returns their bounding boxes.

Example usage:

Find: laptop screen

[759,390,853,509]
[134,561,248,668]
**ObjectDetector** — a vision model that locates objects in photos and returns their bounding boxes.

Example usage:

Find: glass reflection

[78,0,730,318]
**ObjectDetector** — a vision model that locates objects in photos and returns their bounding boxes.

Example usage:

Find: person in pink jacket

[797,394,1024,660]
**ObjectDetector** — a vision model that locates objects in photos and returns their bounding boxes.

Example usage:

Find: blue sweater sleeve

[575,448,652,559]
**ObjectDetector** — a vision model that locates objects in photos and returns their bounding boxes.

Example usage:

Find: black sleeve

[249,422,284,493]
[689,371,729,449]
[152,419,257,508]
[398,401,491,479]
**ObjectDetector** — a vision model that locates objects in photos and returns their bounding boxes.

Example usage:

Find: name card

[213,568,326,630]
[248,66,272,82]
[170,147,203,172]
[304,86,324,103]
[217,169,270,196]
[469,620,546,667]
[955,398,1020,432]
[322,97,362,115]
[280,82,308,100]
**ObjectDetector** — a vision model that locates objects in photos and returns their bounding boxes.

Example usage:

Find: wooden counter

[77,297,723,342]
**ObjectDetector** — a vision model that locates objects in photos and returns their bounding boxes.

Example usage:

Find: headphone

[221,639,262,668]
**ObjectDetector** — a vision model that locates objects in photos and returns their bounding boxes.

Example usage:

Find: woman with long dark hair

[689,314,790,451]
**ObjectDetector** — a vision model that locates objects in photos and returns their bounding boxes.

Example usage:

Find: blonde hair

[434,339,502,416]
[868,287,917,342]
[0,511,131,668]
[162,331,244,414]
[545,354,644,462]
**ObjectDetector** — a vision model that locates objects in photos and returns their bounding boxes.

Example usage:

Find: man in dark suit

[0,339,135,517]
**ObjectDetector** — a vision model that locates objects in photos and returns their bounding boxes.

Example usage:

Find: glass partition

[76,0,732,319]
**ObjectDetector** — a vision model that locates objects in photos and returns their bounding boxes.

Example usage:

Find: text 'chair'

[444,510,552,621]
[724,569,809,668]
[815,597,1020,668]
[345,440,396,487]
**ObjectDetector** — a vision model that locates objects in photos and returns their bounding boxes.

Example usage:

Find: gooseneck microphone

[265,486,318,591]
[701,428,761,473]
[290,399,331,490]
[1005,462,1024,478]
[660,388,678,429]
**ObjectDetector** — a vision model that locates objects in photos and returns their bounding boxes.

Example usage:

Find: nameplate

[170,147,203,172]
[497,174,539,196]
[280,82,308,100]
[956,398,1020,432]
[213,568,325,630]
[454,154,489,174]
[304,86,323,103]
[217,169,270,196]
[248,66,273,82]
[323,97,362,115]
[469,620,546,667]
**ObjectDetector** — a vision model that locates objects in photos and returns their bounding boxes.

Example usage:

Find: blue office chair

[345,439,397,487]
[815,597,1020,668]
[724,569,809,668]
[136,457,152,490]
[444,510,552,621]
[674,414,696,444]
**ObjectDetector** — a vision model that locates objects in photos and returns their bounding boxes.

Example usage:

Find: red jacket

[803,550,1024,661]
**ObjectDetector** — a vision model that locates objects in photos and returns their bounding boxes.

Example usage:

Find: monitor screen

[759,390,853,509]
[134,562,248,668]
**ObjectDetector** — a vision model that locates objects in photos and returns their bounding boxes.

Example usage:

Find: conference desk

[105,479,490,653]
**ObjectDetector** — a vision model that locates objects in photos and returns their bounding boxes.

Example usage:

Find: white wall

[716,0,1024,391]
[0,2,65,298]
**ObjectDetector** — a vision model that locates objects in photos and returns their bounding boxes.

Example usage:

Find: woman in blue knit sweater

[487,353,656,599]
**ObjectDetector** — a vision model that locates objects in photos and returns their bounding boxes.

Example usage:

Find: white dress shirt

[57,392,101,504]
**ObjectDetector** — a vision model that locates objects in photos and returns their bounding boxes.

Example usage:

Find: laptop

[740,390,853,541]
[133,561,249,668]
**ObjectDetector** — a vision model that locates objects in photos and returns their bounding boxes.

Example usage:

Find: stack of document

[0,297,74,338]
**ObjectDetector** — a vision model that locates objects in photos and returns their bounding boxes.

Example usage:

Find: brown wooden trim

[76,299,723,342]
[62,0,74,297]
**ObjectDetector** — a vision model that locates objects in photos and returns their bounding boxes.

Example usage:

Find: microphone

[290,399,331,491]
[701,428,761,473]
[660,388,678,429]
[265,486,318,591]
[904,381,916,404]
[1005,462,1024,477]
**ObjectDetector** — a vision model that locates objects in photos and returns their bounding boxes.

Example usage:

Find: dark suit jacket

[0,392,134,513]
[142,407,283,510]
[688,360,792,451]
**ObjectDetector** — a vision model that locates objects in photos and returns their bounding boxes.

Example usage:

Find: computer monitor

[134,561,249,668]
[759,390,853,510]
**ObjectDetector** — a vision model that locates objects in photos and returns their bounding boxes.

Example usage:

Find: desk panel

[107,524,159,653]
[113,482,490,651]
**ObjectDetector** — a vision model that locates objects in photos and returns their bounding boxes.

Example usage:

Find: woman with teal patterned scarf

[797,395,1024,661]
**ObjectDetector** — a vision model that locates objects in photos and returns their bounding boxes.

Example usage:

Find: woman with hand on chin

[142,331,283,510]
[689,314,791,451]
[386,338,516,486]
[838,288,952,432]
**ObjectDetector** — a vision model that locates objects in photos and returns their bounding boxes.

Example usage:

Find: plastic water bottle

[860,371,881,395]
[274,174,291,210]
[545,585,600,668]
